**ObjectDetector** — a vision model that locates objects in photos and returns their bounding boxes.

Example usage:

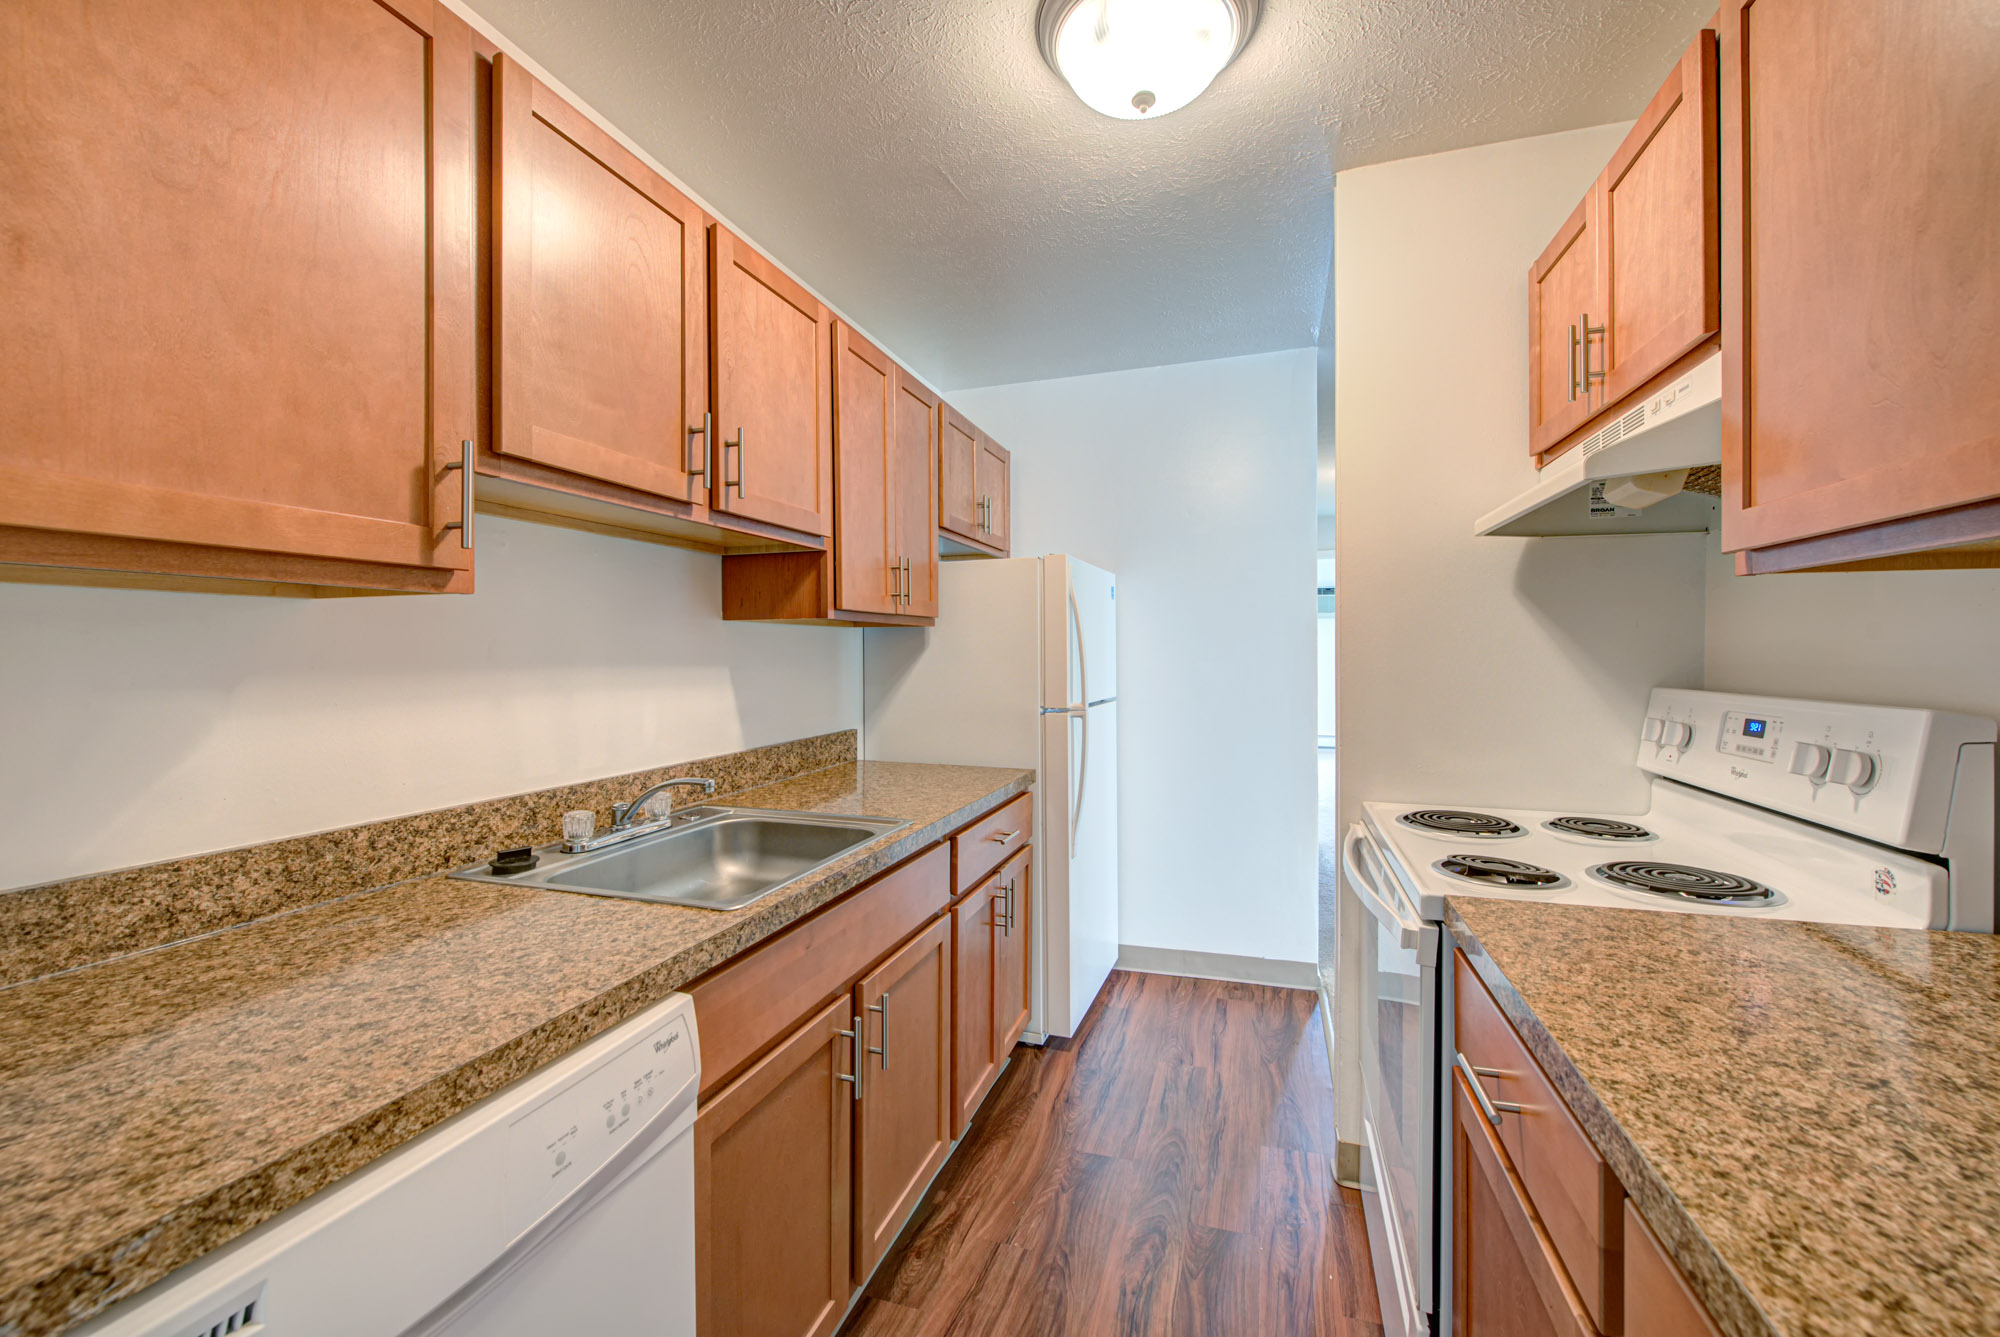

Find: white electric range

[1345,688,1998,1337]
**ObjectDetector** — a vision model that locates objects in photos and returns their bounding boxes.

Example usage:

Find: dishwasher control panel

[505,1009,697,1229]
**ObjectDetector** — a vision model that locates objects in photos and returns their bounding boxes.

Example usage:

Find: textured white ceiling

[464,0,1710,392]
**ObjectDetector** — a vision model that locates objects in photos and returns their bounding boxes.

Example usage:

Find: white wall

[950,349,1320,967]
[0,518,860,890]
[1705,550,2000,717]
[1330,126,1709,1133]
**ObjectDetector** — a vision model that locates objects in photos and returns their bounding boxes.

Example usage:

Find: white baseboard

[1115,945,1319,989]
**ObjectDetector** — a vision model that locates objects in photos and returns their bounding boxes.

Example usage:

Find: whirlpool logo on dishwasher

[654,1029,682,1054]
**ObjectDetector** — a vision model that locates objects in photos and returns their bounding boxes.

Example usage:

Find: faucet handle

[562,810,596,843]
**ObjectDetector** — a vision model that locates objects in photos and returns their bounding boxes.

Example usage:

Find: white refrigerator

[863,555,1119,1040]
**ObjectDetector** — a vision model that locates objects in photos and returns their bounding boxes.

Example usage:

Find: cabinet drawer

[1624,1200,1723,1337]
[954,794,1031,895]
[1455,951,1623,1332]
[690,843,951,1100]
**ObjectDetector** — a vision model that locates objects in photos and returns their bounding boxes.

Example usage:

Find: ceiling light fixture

[1037,0,1262,121]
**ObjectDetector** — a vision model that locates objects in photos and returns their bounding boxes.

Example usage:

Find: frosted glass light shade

[1040,0,1258,121]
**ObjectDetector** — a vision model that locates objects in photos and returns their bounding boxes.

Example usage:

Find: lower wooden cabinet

[992,852,1032,1061]
[951,884,1001,1137]
[694,995,855,1337]
[1452,1071,1597,1337]
[853,916,954,1280]
[692,796,1028,1334]
[1623,1201,1723,1337]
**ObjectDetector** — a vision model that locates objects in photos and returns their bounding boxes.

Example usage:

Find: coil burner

[1592,861,1777,907]
[1545,816,1655,842]
[1434,855,1565,888]
[1398,810,1523,839]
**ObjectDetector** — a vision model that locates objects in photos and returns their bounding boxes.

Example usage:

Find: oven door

[1344,823,1438,1337]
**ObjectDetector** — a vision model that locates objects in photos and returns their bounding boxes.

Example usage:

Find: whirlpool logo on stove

[1873,867,1898,898]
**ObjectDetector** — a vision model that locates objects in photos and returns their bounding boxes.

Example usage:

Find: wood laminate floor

[841,969,1383,1337]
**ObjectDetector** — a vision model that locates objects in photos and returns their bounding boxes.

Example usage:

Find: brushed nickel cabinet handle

[836,1019,861,1099]
[1567,324,1580,404]
[1456,1052,1524,1126]
[902,556,912,606]
[1580,311,1605,405]
[867,992,890,1070]
[440,438,474,550]
[723,427,745,498]
[687,412,711,491]
[987,829,1020,845]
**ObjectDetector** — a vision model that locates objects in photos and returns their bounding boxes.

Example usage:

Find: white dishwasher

[76,993,700,1337]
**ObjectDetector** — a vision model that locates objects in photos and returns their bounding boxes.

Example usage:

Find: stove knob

[1827,748,1879,793]
[1660,721,1694,748]
[1642,716,1665,743]
[1788,742,1831,783]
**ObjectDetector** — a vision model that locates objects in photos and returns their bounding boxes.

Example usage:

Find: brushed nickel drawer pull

[1456,1052,1524,1126]
[987,829,1020,845]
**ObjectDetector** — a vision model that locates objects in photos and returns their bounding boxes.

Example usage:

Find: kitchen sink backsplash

[0,730,858,988]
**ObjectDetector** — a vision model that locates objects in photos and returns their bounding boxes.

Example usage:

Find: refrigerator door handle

[1072,708,1088,847]
[1069,586,1087,711]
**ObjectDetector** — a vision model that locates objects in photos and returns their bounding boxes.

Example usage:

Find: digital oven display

[1743,718,1767,738]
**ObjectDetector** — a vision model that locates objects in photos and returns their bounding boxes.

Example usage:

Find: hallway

[841,969,1382,1336]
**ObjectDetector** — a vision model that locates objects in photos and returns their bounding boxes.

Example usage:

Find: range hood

[1476,350,1721,537]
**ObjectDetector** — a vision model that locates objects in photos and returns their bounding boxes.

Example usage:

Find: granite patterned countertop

[0,761,1030,1337]
[1446,897,2000,1337]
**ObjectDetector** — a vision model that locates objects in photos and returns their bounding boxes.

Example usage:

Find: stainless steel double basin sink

[450,806,908,911]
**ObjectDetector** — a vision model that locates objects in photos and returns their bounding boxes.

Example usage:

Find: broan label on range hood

[1476,350,1722,537]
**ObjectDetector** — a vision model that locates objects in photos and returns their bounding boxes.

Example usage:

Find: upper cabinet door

[710,225,834,538]
[894,371,940,617]
[831,322,898,617]
[1527,193,1603,458]
[975,433,1012,554]
[937,405,983,542]
[1599,31,1719,410]
[1721,0,2000,567]
[492,56,707,505]
[0,0,476,592]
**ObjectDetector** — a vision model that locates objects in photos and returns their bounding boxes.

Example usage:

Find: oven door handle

[1343,824,1431,960]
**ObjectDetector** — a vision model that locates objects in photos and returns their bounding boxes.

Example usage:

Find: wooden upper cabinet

[0,0,476,594]
[938,405,984,541]
[853,915,953,1282]
[695,995,856,1337]
[1530,29,1719,466]
[725,326,937,624]
[1721,0,2000,571]
[1600,30,1719,410]
[937,403,1012,557]
[491,55,707,507]
[975,433,1012,554]
[1528,193,1603,458]
[832,322,899,617]
[893,371,940,616]
[710,225,834,538]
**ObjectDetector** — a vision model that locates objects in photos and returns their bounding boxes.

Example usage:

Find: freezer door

[1041,555,1117,711]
